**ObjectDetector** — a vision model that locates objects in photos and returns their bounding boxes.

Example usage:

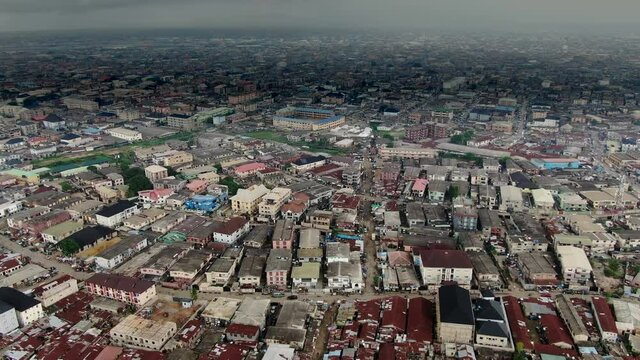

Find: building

[234,162,266,178]
[145,165,169,182]
[303,210,332,230]
[259,187,292,222]
[273,106,346,131]
[558,192,589,212]
[0,300,19,334]
[437,285,474,344]
[517,252,558,286]
[231,184,269,215]
[63,96,99,111]
[212,217,250,244]
[167,113,204,129]
[0,287,44,327]
[266,249,292,288]
[110,315,177,351]
[41,220,84,244]
[453,207,478,231]
[474,298,512,350]
[94,235,149,270]
[555,295,589,344]
[95,200,139,228]
[591,296,618,342]
[531,189,555,212]
[290,155,327,174]
[556,246,592,288]
[272,219,296,249]
[499,186,523,211]
[379,145,438,159]
[531,158,581,170]
[104,127,143,142]
[326,260,363,292]
[32,275,79,308]
[419,249,473,289]
[291,263,321,289]
[85,273,156,306]
[238,255,266,289]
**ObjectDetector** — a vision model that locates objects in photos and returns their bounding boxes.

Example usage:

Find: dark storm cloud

[1,0,639,32]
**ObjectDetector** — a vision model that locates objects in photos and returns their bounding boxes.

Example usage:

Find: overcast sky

[0,0,639,33]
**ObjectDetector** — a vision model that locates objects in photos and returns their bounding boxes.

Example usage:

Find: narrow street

[312,302,338,360]
[360,146,378,294]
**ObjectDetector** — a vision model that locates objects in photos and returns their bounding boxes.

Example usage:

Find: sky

[0,0,639,33]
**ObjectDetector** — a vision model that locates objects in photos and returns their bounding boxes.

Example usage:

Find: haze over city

[1,0,640,33]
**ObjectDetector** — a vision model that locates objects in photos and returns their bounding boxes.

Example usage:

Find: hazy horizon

[1,0,639,35]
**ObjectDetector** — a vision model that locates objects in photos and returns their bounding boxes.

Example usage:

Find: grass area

[246,130,348,155]
[32,153,115,168]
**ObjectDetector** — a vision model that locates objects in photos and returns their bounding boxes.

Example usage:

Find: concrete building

[95,200,139,228]
[41,220,84,244]
[85,273,156,306]
[259,187,292,222]
[291,263,321,289]
[419,249,473,289]
[266,249,292,288]
[437,285,474,344]
[238,255,266,289]
[231,184,269,215]
[556,246,592,288]
[499,186,523,211]
[32,275,79,308]
[0,301,19,334]
[474,298,512,350]
[145,165,169,182]
[104,127,143,142]
[531,189,555,212]
[0,287,44,327]
[110,315,177,351]
[212,216,250,244]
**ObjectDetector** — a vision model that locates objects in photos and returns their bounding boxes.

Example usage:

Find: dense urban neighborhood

[1,29,640,360]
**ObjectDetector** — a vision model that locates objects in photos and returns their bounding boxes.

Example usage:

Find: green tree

[123,167,145,181]
[214,163,223,173]
[219,177,241,196]
[58,238,80,256]
[450,130,474,145]
[446,185,460,200]
[87,166,99,173]
[126,175,153,197]
[60,181,74,193]
[166,166,178,177]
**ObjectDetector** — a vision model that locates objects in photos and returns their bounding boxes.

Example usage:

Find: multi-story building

[418,249,473,289]
[302,210,332,230]
[0,287,44,327]
[272,219,296,249]
[379,145,438,159]
[32,275,79,308]
[290,155,327,174]
[110,315,177,351]
[437,285,474,344]
[258,187,292,222]
[405,125,430,142]
[556,246,592,288]
[238,255,266,289]
[499,186,523,211]
[231,184,269,215]
[452,207,478,231]
[85,273,157,306]
[212,217,250,244]
[145,165,169,182]
[167,113,204,129]
[266,248,292,288]
[95,200,139,228]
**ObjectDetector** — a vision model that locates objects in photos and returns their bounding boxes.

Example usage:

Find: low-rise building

[95,200,139,228]
[272,219,296,249]
[104,127,143,141]
[418,249,473,289]
[110,315,177,351]
[231,184,269,215]
[32,275,78,308]
[41,220,84,244]
[266,249,292,288]
[291,263,321,289]
[212,216,250,244]
[556,246,592,288]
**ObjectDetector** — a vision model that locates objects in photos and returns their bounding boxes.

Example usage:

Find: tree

[166,166,178,177]
[126,175,153,197]
[60,181,74,193]
[87,166,99,173]
[58,238,80,256]
[219,177,241,196]
[123,167,145,181]
[450,130,474,145]
[214,163,223,173]
[446,185,460,200]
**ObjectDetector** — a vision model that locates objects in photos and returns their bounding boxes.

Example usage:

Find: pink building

[412,179,428,198]
[186,180,208,194]
[138,188,174,205]
[234,162,267,178]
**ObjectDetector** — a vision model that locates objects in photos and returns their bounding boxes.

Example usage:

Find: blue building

[184,193,227,213]
[531,158,581,170]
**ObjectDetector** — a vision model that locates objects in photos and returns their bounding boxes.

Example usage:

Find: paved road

[0,234,91,280]
[361,146,378,294]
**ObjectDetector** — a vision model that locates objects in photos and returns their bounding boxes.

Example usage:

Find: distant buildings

[273,107,345,131]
